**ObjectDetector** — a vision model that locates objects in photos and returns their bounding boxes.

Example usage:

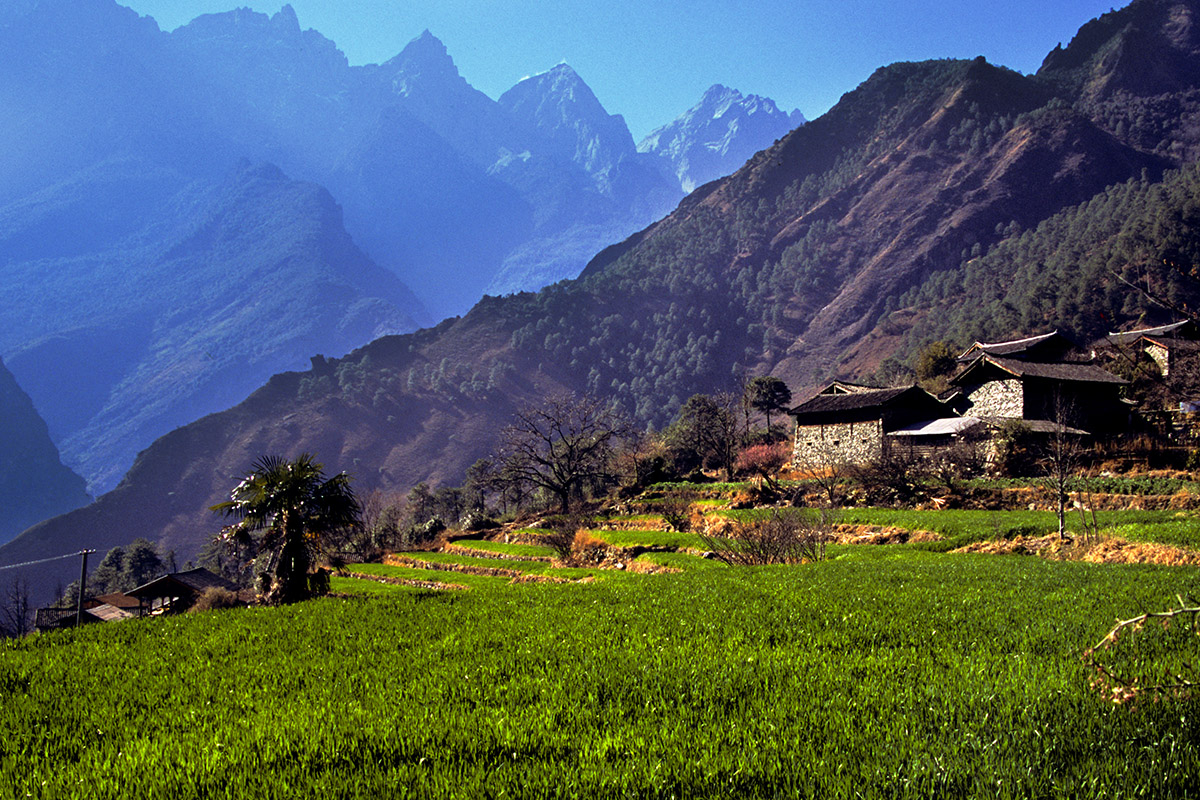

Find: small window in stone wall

[832,440,840,446]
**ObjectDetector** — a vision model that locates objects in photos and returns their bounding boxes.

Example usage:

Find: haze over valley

[0,0,802,500]
[7,0,1200,604]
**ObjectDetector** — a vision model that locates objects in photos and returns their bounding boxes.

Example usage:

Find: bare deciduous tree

[1039,393,1086,541]
[495,393,629,513]
[0,575,32,638]
[791,435,849,508]
[1085,598,1200,704]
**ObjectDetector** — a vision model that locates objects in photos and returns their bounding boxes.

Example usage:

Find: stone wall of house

[965,379,1024,418]
[1145,343,1170,376]
[792,420,884,466]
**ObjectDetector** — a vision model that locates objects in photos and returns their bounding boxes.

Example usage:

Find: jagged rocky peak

[380,29,468,95]
[638,83,805,193]
[498,63,637,177]
[176,4,298,39]
[171,3,347,70]
[697,84,805,126]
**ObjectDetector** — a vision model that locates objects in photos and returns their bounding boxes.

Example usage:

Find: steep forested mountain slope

[10,0,1200,603]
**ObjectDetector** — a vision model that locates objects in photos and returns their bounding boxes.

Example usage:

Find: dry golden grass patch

[954,535,1200,566]
[828,524,943,545]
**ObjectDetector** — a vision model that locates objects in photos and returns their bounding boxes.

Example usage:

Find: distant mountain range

[8,0,1200,607]
[0,0,803,495]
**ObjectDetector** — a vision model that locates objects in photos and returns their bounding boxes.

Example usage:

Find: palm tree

[211,454,360,605]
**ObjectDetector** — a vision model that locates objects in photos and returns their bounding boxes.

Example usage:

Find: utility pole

[75,549,95,628]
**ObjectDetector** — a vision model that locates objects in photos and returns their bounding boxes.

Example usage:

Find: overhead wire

[0,551,93,571]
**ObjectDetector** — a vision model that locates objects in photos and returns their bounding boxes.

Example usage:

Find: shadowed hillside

[0,360,89,547]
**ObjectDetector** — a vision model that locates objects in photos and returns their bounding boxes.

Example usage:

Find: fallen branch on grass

[1084,597,1200,703]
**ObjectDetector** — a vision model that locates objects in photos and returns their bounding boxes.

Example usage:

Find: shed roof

[88,603,136,623]
[888,417,984,437]
[976,417,1090,435]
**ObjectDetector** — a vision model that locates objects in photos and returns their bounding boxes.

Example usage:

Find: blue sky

[121,0,1122,140]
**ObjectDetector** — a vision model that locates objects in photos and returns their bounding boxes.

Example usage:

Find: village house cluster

[788,323,1200,468]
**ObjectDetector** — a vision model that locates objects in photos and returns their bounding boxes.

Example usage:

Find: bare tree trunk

[0,576,32,638]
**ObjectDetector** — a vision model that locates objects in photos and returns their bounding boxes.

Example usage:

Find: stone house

[789,331,1130,469]
[789,384,950,466]
[1092,320,1200,378]
[949,352,1128,433]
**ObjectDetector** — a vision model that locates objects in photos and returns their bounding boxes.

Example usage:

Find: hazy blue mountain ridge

[2,159,422,492]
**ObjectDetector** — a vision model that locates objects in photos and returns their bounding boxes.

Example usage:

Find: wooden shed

[127,568,240,616]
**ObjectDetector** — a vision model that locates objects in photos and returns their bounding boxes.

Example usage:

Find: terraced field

[7,482,1200,797]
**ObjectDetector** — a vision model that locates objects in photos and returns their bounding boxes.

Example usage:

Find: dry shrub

[954,535,1200,567]
[728,491,756,509]
[701,509,831,566]
[1076,539,1200,567]
[541,511,590,561]
[568,531,610,566]
[700,515,737,538]
[190,587,240,612]
[657,497,693,532]
[954,535,1061,557]
[688,506,712,532]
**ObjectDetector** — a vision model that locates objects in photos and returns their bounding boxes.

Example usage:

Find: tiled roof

[957,331,1070,361]
[1143,337,1200,352]
[1100,321,1196,347]
[820,380,880,395]
[790,386,913,416]
[129,568,238,598]
[94,592,140,609]
[954,355,1126,386]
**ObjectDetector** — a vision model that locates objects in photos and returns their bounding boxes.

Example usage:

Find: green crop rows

[4,548,1200,798]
